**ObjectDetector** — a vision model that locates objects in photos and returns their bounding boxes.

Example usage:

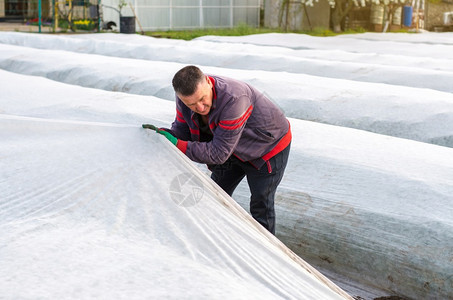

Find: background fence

[102,0,261,31]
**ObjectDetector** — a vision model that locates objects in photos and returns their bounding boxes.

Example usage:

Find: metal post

[52,0,56,32]
[54,0,59,32]
[98,0,101,31]
[230,0,233,28]
[69,0,72,28]
[199,0,203,28]
[169,0,172,30]
[38,0,42,32]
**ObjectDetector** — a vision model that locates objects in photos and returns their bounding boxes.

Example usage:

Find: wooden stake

[129,2,144,34]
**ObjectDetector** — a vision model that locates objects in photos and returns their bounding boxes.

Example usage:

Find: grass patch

[145,24,279,40]
[144,24,369,40]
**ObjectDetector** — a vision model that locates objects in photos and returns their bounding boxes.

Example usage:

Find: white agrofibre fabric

[0,114,350,300]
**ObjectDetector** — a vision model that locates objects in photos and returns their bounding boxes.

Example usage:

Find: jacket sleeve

[181,95,253,165]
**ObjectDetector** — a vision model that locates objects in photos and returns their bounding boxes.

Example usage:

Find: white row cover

[0,77,349,299]
[0,32,452,299]
[0,32,452,147]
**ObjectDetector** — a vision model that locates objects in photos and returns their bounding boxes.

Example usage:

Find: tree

[330,0,354,32]
[278,0,407,33]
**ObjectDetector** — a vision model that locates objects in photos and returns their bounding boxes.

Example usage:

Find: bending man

[144,65,291,234]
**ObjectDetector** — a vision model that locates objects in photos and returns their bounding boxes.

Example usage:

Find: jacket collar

[208,76,217,110]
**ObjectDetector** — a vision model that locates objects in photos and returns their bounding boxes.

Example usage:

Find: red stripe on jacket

[262,123,291,161]
[208,76,217,99]
[176,109,186,123]
[219,105,253,130]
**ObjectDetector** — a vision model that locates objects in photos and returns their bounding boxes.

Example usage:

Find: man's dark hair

[172,65,205,96]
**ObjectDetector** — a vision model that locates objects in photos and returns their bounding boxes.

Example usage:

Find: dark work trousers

[209,144,291,234]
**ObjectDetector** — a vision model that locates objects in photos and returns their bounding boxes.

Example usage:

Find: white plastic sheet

[0,114,349,299]
[1,33,453,147]
[1,32,452,299]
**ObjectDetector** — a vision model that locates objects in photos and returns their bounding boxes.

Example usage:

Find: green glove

[142,124,178,146]
[157,130,178,146]
[142,124,158,131]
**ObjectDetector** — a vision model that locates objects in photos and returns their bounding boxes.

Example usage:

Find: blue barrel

[403,6,413,27]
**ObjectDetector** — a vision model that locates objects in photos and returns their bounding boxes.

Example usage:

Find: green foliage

[56,18,96,32]
[145,24,370,40]
[343,27,367,34]
[308,27,338,36]
[294,27,368,36]
[118,0,128,15]
[73,19,96,31]
[146,24,281,40]
[58,18,70,30]
[147,24,369,40]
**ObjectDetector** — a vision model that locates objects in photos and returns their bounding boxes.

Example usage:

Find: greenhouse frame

[0,0,262,31]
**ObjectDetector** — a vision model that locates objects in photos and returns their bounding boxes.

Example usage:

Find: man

[143,65,291,234]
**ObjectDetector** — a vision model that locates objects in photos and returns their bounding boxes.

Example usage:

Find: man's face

[178,75,213,116]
